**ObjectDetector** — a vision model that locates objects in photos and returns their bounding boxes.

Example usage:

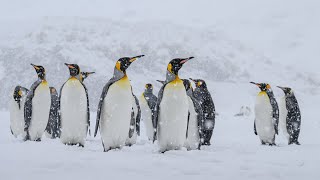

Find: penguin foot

[35,138,41,142]
[103,148,111,152]
[78,144,84,148]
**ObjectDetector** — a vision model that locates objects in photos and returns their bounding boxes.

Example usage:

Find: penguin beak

[31,64,40,70]
[189,78,196,83]
[180,57,194,64]
[65,63,75,69]
[129,55,145,63]
[87,72,95,75]
[277,86,285,91]
[156,80,165,84]
[250,82,261,87]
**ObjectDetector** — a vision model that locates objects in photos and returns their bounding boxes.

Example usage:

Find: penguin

[182,79,205,150]
[10,86,29,138]
[80,72,95,82]
[125,93,141,146]
[139,84,158,141]
[94,55,144,152]
[277,86,301,145]
[59,63,90,147]
[45,87,60,139]
[153,57,193,152]
[24,64,51,141]
[190,78,215,146]
[251,82,279,145]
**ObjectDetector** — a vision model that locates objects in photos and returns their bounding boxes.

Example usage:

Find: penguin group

[9,56,301,153]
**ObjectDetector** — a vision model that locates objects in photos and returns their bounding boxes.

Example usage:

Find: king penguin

[24,64,51,141]
[190,78,215,146]
[153,57,193,152]
[59,63,90,147]
[10,86,29,138]
[45,87,60,139]
[277,86,301,145]
[94,55,144,152]
[182,79,204,150]
[139,84,158,141]
[80,71,95,82]
[251,82,279,145]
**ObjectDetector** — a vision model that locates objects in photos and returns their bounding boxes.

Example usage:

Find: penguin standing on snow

[125,92,141,146]
[153,57,193,152]
[94,55,144,152]
[80,72,95,82]
[190,78,215,145]
[182,79,204,150]
[251,82,279,145]
[140,84,158,141]
[24,64,51,141]
[59,63,90,147]
[45,87,60,139]
[277,86,301,145]
[10,86,29,138]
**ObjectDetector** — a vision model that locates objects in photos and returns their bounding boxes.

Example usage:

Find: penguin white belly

[100,77,132,150]
[158,81,188,151]
[255,92,275,144]
[140,95,153,140]
[125,96,138,146]
[279,97,289,141]
[9,97,27,138]
[60,78,88,146]
[184,97,200,150]
[28,83,51,141]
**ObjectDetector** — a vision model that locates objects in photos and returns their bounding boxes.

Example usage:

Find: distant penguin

[153,57,193,152]
[45,87,60,139]
[95,55,144,152]
[190,78,215,146]
[277,86,301,145]
[10,86,29,138]
[182,79,204,150]
[139,84,158,141]
[251,82,279,145]
[59,63,90,147]
[24,64,51,141]
[125,93,141,146]
[80,72,95,82]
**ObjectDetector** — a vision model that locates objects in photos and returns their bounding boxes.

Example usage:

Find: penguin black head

[13,86,22,102]
[115,55,145,73]
[144,83,153,93]
[65,63,80,77]
[31,64,46,80]
[80,72,95,82]
[167,57,194,75]
[190,78,207,89]
[182,79,193,92]
[250,82,271,91]
[277,86,292,95]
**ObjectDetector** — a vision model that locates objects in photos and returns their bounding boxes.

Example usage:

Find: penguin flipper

[153,84,167,142]
[267,90,279,135]
[254,120,258,135]
[191,96,205,145]
[186,111,190,139]
[128,107,135,138]
[24,80,41,140]
[81,82,90,136]
[133,95,141,136]
[95,78,118,137]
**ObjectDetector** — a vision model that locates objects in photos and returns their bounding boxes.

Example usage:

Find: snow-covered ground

[1,0,320,179]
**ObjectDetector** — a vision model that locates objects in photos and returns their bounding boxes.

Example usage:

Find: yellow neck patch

[116,61,121,71]
[167,63,173,73]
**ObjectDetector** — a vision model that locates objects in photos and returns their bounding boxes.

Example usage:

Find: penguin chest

[29,82,51,139]
[158,80,189,147]
[100,77,133,147]
[10,96,27,138]
[255,92,275,140]
[60,79,88,142]
[140,95,153,140]
[185,97,200,150]
[279,97,289,140]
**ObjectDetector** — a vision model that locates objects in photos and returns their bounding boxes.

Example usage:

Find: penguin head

[115,55,145,73]
[277,86,293,96]
[50,87,57,94]
[144,83,153,93]
[182,79,193,92]
[65,63,80,77]
[167,57,194,75]
[80,72,95,82]
[250,82,271,91]
[190,78,207,89]
[13,86,22,102]
[31,64,46,80]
